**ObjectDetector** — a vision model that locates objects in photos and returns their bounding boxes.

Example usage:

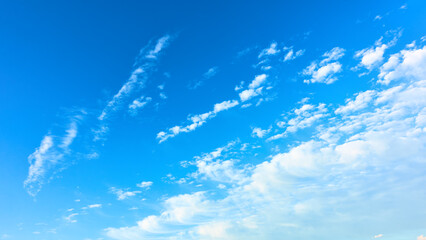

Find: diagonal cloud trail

[94,35,172,141]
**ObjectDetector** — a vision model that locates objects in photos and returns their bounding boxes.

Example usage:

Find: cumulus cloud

[303,47,345,84]
[354,36,399,71]
[378,45,426,85]
[252,127,270,138]
[248,74,268,89]
[239,88,262,102]
[157,100,239,143]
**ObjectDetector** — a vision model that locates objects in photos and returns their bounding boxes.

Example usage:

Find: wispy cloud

[258,42,280,58]
[136,181,153,189]
[94,35,172,141]
[189,66,219,89]
[283,47,305,62]
[128,96,152,116]
[110,187,142,200]
[145,35,171,59]
[157,99,239,143]
[87,204,102,209]
[24,112,85,196]
[64,213,79,223]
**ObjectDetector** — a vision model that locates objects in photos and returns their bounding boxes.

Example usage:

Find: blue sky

[1,0,426,239]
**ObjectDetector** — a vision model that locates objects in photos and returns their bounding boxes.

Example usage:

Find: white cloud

[190,67,219,89]
[159,92,167,99]
[335,90,376,114]
[378,45,426,85]
[110,187,142,200]
[268,103,328,141]
[354,37,397,71]
[248,74,268,89]
[1,234,10,239]
[283,48,305,62]
[106,40,426,240]
[64,213,79,223]
[145,35,171,59]
[128,96,152,115]
[105,192,214,239]
[98,67,145,122]
[157,100,239,142]
[374,234,383,238]
[88,204,102,209]
[252,127,270,138]
[191,147,248,184]
[258,42,280,58]
[303,47,345,84]
[203,67,218,79]
[24,113,83,196]
[213,100,239,113]
[239,88,262,102]
[95,35,172,140]
[136,181,153,189]
[321,47,345,63]
[237,74,268,103]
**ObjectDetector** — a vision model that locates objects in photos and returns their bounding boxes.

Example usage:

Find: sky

[1,0,426,239]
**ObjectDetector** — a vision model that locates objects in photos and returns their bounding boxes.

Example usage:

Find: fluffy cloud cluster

[105,41,426,240]
[268,102,328,141]
[379,45,426,85]
[354,36,396,70]
[303,47,345,84]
